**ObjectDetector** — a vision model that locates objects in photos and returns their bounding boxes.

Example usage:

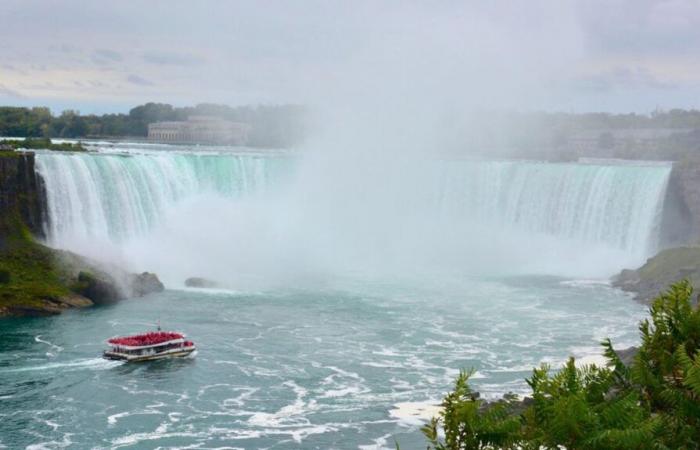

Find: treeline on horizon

[450,108,700,160]
[0,102,308,148]
[3,103,700,153]
[502,108,700,130]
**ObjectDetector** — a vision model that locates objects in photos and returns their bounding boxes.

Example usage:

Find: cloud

[575,66,678,93]
[127,74,154,87]
[576,0,700,57]
[94,48,122,62]
[142,51,204,67]
[91,48,123,66]
[0,1,698,112]
[0,84,25,99]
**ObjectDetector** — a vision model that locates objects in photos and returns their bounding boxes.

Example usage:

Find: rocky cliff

[658,159,700,247]
[613,247,700,304]
[0,150,46,237]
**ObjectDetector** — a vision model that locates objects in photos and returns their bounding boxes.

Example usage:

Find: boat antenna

[157,319,161,331]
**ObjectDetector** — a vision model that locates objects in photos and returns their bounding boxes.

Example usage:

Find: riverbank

[613,246,700,304]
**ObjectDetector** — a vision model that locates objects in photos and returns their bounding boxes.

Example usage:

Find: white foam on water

[0,358,121,374]
[107,409,165,426]
[361,361,405,369]
[247,381,312,428]
[25,433,73,450]
[288,424,338,443]
[320,386,366,398]
[358,434,394,450]
[111,430,205,448]
[107,412,131,426]
[221,390,260,408]
[39,419,60,432]
[178,286,243,296]
[560,279,611,288]
[389,401,443,427]
[34,335,63,358]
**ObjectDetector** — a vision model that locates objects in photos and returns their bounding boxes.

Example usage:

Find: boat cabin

[104,331,196,362]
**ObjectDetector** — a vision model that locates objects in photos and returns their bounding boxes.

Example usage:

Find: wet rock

[131,272,164,296]
[77,271,122,304]
[58,251,164,305]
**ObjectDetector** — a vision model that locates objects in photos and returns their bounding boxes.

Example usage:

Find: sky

[0,0,699,114]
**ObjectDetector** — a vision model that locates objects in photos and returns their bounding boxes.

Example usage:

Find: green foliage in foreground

[0,138,86,152]
[423,280,700,449]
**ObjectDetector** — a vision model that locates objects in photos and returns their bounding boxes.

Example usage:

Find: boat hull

[103,347,196,362]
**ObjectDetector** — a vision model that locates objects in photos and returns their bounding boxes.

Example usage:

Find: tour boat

[103,330,196,362]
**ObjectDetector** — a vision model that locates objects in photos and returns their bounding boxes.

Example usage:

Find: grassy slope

[0,229,69,310]
[615,246,700,303]
[636,247,700,286]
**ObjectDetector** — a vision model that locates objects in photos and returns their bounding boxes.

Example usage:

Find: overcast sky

[1,0,699,114]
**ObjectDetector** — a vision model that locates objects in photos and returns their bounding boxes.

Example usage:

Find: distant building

[147,116,251,145]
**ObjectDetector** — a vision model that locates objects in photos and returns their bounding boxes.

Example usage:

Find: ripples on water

[0,276,645,449]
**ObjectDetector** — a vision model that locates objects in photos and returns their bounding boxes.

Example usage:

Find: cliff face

[665,160,700,246]
[621,161,700,303]
[0,151,46,237]
[659,164,694,248]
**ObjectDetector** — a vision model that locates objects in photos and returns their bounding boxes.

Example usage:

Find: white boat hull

[103,346,196,362]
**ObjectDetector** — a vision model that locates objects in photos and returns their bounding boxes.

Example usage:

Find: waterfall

[35,152,288,243]
[34,151,672,279]
[435,160,672,258]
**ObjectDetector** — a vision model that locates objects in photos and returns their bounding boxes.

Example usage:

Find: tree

[423,280,700,449]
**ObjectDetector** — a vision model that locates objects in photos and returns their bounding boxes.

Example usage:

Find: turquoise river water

[0,143,669,449]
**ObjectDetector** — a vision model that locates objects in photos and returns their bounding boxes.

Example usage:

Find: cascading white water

[34,149,672,281]
[435,160,672,257]
[36,152,288,242]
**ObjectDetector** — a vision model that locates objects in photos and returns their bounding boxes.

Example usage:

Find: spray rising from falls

[35,151,672,283]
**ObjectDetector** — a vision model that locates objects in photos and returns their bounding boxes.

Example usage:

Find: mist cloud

[143,51,205,67]
[127,74,155,87]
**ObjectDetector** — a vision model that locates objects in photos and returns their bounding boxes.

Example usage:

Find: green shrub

[423,280,700,449]
[0,138,86,152]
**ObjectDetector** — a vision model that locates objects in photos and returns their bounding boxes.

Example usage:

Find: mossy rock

[0,229,93,316]
[613,246,700,303]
